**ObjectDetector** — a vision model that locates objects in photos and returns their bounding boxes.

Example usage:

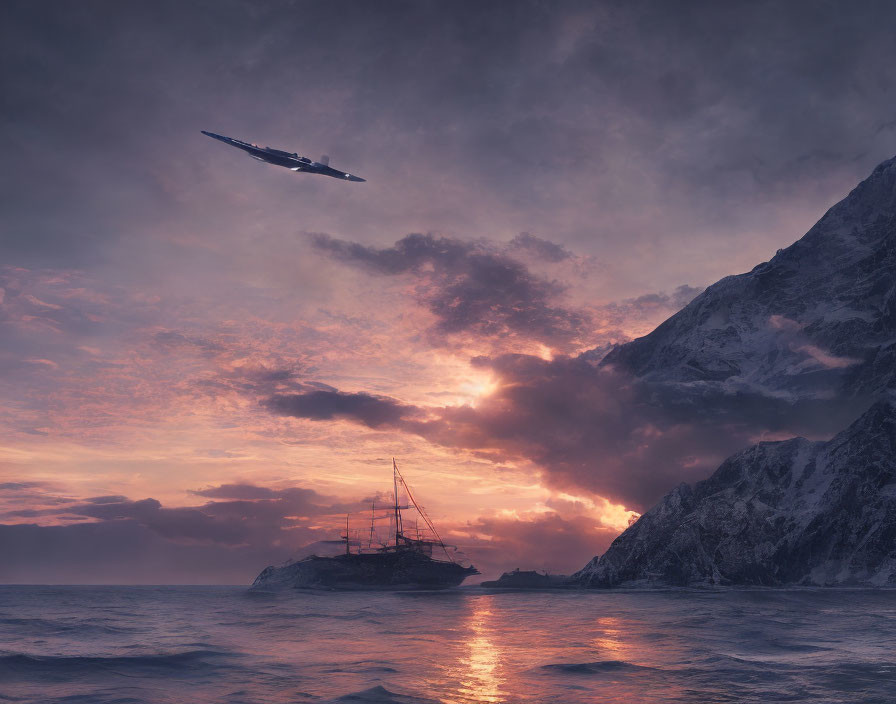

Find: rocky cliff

[601,155,896,401]
[576,155,896,587]
[575,398,896,587]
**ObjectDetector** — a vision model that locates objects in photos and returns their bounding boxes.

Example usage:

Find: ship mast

[392,457,403,546]
[392,458,455,562]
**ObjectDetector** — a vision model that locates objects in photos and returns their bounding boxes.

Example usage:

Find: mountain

[601,155,896,403]
[573,155,896,586]
[575,397,896,587]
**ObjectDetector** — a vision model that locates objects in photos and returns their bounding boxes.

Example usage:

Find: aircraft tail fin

[320,155,330,166]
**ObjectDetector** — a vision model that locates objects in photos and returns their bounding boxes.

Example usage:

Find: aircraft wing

[201,130,265,155]
[319,164,366,182]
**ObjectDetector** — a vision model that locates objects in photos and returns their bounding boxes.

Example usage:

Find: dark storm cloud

[261,352,874,511]
[265,389,421,429]
[261,358,690,508]
[5,0,896,582]
[2,0,896,278]
[424,354,735,509]
[446,354,874,508]
[312,233,589,347]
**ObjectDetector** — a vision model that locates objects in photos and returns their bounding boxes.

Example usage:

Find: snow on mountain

[573,155,896,586]
[600,155,896,400]
[574,397,896,587]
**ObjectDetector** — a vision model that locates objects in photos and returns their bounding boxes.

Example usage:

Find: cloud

[0,481,43,491]
[84,495,129,504]
[193,483,282,500]
[53,497,251,545]
[768,315,861,370]
[261,350,875,512]
[0,481,390,582]
[0,483,363,548]
[0,481,76,512]
[264,389,422,429]
[191,484,362,520]
[5,0,896,584]
[629,285,704,311]
[260,357,681,508]
[4,0,896,283]
[508,232,574,263]
[312,233,589,349]
[0,481,608,582]
[796,344,860,370]
[152,330,226,356]
[424,355,730,509]
[592,284,705,337]
[311,230,702,357]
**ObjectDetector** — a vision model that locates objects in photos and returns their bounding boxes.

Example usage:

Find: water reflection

[591,615,631,660]
[446,596,505,703]
[7,588,896,704]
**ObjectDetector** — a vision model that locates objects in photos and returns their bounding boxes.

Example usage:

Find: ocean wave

[0,617,135,636]
[235,611,373,623]
[326,685,441,703]
[4,587,896,703]
[321,660,398,674]
[0,649,235,681]
[539,660,655,675]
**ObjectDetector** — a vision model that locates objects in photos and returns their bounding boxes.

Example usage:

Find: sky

[2,0,896,583]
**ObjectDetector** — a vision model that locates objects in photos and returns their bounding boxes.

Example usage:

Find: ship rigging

[341,459,457,563]
[251,459,478,590]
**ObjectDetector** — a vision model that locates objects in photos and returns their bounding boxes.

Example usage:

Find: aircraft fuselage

[201,131,365,182]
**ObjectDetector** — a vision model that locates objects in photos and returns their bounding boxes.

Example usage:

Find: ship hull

[252,551,478,591]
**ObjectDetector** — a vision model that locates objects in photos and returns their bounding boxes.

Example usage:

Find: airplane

[201,130,365,182]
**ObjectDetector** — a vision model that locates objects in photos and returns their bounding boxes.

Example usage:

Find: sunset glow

[3,1,893,586]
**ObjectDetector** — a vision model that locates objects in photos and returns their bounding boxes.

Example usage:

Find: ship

[251,459,480,590]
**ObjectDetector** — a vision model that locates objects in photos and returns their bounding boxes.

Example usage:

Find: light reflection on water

[2,586,896,704]
[591,615,627,659]
[446,596,504,703]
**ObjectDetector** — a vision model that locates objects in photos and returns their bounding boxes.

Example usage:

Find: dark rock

[574,398,896,587]
[480,568,572,589]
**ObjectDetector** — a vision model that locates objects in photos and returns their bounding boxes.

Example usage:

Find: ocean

[1,585,895,703]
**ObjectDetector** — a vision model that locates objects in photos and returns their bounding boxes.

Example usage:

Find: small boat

[252,460,479,590]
